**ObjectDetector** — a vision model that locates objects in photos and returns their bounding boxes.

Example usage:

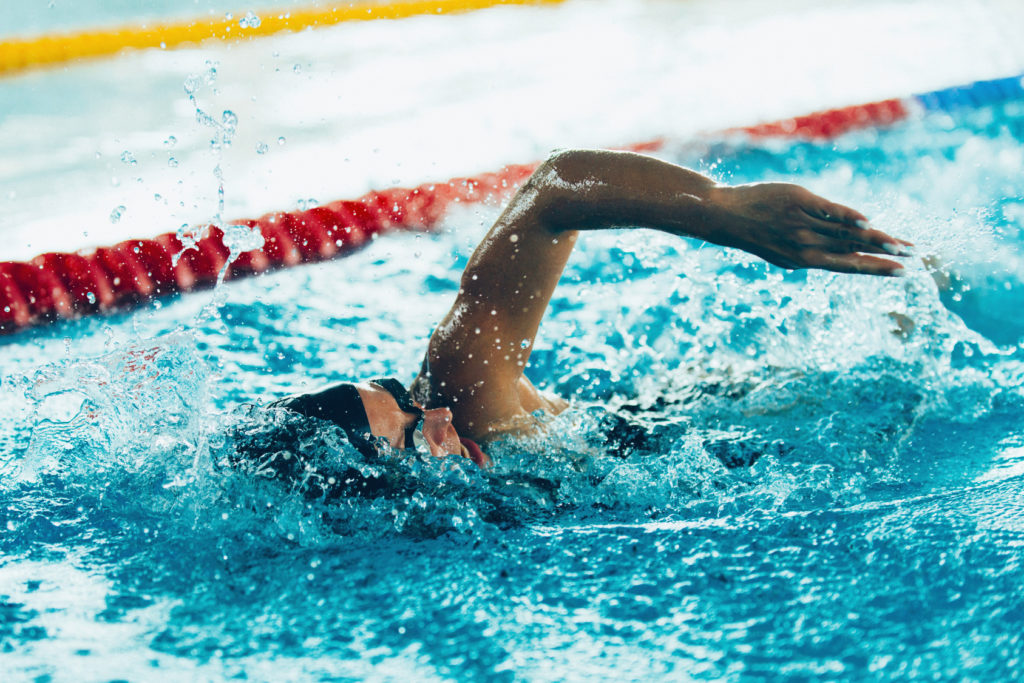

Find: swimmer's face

[359,384,469,459]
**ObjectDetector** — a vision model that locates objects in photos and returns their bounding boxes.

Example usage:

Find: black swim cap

[268,378,423,456]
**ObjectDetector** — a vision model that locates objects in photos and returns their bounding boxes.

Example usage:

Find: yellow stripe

[0,0,564,77]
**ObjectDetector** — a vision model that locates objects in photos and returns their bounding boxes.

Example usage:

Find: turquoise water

[2,100,1024,680]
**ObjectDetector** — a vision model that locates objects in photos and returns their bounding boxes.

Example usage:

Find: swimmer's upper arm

[418,159,579,436]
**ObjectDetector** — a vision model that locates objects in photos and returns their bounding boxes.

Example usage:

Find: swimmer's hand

[705,183,913,276]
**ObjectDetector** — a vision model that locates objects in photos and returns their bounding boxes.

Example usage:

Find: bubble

[167,157,179,168]
[86,292,97,305]
[293,64,302,74]
[255,142,269,155]
[221,110,237,129]
[109,206,126,223]
[277,136,286,146]
[520,339,531,349]
[120,151,137,166]
[164,135,177,147]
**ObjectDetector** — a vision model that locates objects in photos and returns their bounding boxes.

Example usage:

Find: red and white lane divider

[0,163,537,334]
[0,91,952,336]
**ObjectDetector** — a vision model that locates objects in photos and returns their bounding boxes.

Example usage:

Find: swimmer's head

[359,381,490,467]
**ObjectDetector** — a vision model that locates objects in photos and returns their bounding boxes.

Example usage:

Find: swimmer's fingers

[803,250,906,276]
[797,192,914,251]
[799,196,868,227]
[799,231,913,258]
[801,212,913,255]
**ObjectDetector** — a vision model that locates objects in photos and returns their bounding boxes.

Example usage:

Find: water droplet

[277,136,286,146]
[239,11,261,28]
[256,141,269,155]
[164,135,177,147]
[293,64,302,74]
[120,151,137,166]
[520,339,531,349]
[110,206,126,223]
[168,157,179,168]
[86,292,97,304]
[222,109,237,129]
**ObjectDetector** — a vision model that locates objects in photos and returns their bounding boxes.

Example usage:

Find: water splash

[3,100,1024,681]
[181,63,264,290]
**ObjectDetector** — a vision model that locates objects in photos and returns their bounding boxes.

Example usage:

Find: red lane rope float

[0,163,537,334]
[729,98,909,140]
[0,96,910,336]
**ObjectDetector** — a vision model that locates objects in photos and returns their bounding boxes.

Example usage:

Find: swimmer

[257,149,913,469]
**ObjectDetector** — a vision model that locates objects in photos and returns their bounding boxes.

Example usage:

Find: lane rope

[0,0,565,77]
[2,73,1021,336]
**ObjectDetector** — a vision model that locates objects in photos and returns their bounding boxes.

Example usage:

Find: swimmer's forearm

[517,148,909,271]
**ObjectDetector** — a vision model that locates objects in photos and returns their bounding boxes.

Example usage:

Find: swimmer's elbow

[531,149,595,195]
[526,149,600,229]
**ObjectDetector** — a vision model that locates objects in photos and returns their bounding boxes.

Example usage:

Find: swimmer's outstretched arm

[415,149,912,438]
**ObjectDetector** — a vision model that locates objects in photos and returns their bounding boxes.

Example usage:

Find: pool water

[2,92,1023,679]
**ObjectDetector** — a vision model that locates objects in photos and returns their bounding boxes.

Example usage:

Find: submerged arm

[415,149,910,438]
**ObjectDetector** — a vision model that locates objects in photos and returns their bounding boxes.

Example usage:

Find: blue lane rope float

[914,74,1024,112]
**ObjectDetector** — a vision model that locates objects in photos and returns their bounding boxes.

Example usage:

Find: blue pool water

[2,98,1024,680]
